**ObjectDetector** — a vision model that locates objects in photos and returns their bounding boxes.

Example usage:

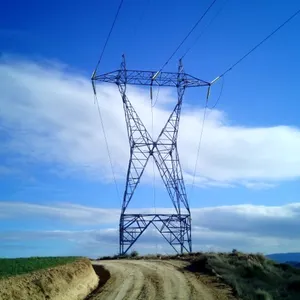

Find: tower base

[119,213,192,255]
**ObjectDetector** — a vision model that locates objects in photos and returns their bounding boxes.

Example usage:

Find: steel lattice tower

[92,55,210,255]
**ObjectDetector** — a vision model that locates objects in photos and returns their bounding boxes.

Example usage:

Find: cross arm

[92,69,210,88]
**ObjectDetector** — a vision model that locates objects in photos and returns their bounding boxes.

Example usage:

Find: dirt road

[89,259,233,300]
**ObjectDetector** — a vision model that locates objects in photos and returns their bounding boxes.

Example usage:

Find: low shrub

[130,250,139,258]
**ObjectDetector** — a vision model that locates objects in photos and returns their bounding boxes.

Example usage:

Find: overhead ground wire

[94,0,124,74]
[181,0,229,59]
[156,0,219,74]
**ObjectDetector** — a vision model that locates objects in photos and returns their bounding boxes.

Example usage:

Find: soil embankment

[0,258,99,300]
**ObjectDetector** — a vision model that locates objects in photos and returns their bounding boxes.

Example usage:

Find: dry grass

[185,251,300,300]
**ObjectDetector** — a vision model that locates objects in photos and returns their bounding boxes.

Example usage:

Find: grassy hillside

[0,256,78,278]
[187,251,300,300]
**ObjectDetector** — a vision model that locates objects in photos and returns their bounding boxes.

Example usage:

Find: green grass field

[0,256,78,278]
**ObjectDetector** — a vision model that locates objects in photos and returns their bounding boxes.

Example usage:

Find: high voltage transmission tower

[92,55,210,255]
[91,0,300,255]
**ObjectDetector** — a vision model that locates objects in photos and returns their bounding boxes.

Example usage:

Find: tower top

[92,56,210,88]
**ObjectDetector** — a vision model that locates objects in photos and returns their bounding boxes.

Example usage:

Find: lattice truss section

[92,55,210,254]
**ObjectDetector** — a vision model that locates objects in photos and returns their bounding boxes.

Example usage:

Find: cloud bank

[1,56,300,188]
[1,201,300,256]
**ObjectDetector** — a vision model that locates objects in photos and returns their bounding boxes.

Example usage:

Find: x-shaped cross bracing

[120,91,189,215]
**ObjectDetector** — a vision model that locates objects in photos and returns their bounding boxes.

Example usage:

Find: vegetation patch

[97,250,140,260]
[0,256,78,278]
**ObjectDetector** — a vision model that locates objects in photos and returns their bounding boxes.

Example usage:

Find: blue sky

[1,0,300,258]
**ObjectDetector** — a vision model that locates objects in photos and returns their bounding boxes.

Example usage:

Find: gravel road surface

[89,259,233,300]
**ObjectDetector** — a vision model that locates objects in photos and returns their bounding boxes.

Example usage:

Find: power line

[189,8,300,197]
[210,76,224,109]
[190,101,208,199]
[218,7,300,78]
[94,0,124,74]
[150,85,158,256]
[150,92,157,214]
[157,0,219,74]
[94,94,121,203]
[92,1,124,203]
[181,0,229,59]
[205,77,224,121]
[152,85,161,107]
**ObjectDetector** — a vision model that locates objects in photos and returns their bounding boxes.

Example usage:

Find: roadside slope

[90,259,235,300]
[0,258,98,300]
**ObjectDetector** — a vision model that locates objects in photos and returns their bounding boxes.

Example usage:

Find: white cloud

[242,182,276,190]
[0,202,120,225]
[1,201,300,255]
[1,201,300,239]
[1,56,300,187]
